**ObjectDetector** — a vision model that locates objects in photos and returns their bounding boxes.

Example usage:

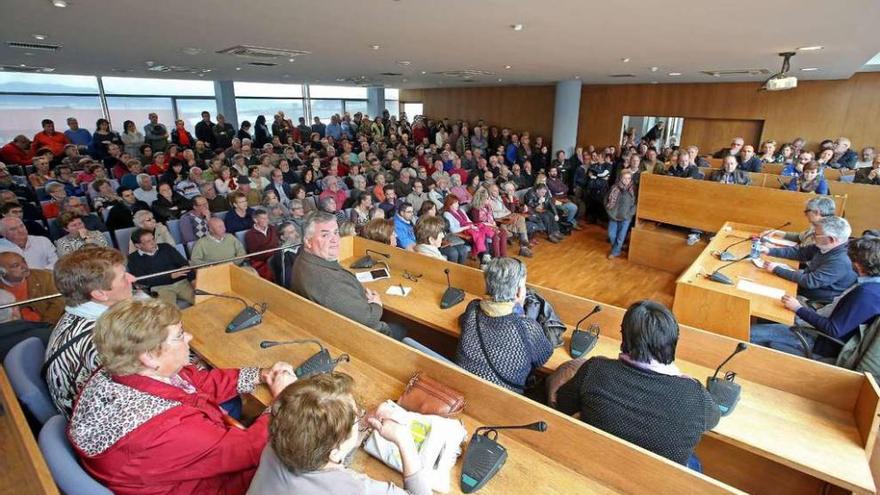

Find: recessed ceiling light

[497,78,503,82]
[668,72,682,76]
[651,81,659,84]
[511,24,524,31]
[288,58,295,62]
[402,78,408,82]
[51,0,68,7]
[420,70,426,75]
[574,75,581,80]
[504,65,512,70]
[801,67,820,71]
[650,66,658,72]
[397,60,411,66]
[182,47,202,55]
[798,45,824,51]
[198,74,205,77]
[371,45,380,50]
[621,58,631,63]
[20,64,27,67]
[33,34,47,40]
[145,61,154,66]
[235,67,241,71]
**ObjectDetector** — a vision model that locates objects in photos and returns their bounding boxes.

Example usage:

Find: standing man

[291,211,406,340]
[195,111,216,149]
[64,117,92,150]
[31,119,70,158]
[143,113,169,152]
[213,114,235,150]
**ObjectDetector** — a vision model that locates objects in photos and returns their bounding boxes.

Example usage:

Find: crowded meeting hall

[2,1,880,494]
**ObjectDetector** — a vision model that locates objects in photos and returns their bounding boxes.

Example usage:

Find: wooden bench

[0,366,59,495]
[342,235,879,495]
[185,264,738,495]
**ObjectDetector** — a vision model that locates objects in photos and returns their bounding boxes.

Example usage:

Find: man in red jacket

[31,119,69,157]
[0,135,34,166]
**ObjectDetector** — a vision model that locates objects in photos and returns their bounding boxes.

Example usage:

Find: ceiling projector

[761,52,798,92]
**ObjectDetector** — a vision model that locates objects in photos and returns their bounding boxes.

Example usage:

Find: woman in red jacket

[68,298,296,495]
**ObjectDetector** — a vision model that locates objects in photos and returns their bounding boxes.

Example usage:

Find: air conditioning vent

[147,64,211,73]
[247,61,277,67]
[217,45,310,59]
[433,69,496,78]
[0,64,55,73]
[700,68,771,77]
[380,72,402,76]
[6,41,62,52]
[608,74,636,78]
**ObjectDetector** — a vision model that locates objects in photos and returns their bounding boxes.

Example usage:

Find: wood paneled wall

[400,85,556,139]
[403,72,880,152]
[680,118,764,154]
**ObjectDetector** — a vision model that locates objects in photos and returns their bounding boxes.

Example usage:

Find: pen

[399,283,405,295]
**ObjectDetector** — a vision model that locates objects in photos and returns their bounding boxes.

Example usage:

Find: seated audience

[524,183,563,243]
[42,181,67,219]
[69,298,296,495]
[0,201,50,238]
[786,161,829,195]
[377,184,398,218]
[552,301,720,469]
[414,215,450,261]
[225,191,256,233]
[248,372,429,495]
[417,201,470,264]
[190,217,247,266]
[751,235,880,359]
[361,218,397,245]
[738,145,762,173]
[761,196,835,248]
[545,166,580,229]
[44,247,132,418]
[54,211,109,256]
[488,183,533,257]
[106,186,151,231]
[127,229,195,306]
[853,156,880,185]
[710,155,752,185]
[179,195,212,244]
[268,221,301,288]
[393,202,417,251]
[444,195,493,264]
[758,216,858,302]
[60,195,106,232]
[0,252,64,324]
[152,181,192,222]
[291,211,405,340]
[200,182,229,213]
[470,188,509,260]
[455,257,552,393]
[0,217,58,269]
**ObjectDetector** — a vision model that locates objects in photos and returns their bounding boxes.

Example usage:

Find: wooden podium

[673,222,799,341]
[184,263,737,494]
[341,235,879,495]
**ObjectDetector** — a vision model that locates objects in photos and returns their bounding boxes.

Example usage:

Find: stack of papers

[736,279,785,299]
[385,286,411,297]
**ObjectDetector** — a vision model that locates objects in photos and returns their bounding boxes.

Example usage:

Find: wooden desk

[673,222,799,341]
[0,367,59,495]
[184,264,737,495]
[343,235,879,495]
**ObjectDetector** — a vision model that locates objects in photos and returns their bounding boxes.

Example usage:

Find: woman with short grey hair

[129,209,175,253]
[761,196,836,248]
[454,258,553,394]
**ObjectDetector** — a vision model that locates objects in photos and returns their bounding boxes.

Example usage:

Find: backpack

[835,317,880,380]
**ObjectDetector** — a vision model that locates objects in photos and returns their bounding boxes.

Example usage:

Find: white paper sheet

[752,258,765,269]
[385,285,411,296]
[766,237,797,247]
[736,279,785,299]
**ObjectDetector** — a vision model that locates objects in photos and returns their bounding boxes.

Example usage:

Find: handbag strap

[41,326,92,382]
[474,309,527,390]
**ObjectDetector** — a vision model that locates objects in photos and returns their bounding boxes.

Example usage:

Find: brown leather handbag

[397,372,466,417]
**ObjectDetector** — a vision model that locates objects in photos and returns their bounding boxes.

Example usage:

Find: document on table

[736,279,785,299]
[385,285,411,296]
[766,237,797,247]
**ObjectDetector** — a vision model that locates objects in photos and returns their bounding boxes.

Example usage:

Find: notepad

[736,279,785,299]
[385,285,411,297]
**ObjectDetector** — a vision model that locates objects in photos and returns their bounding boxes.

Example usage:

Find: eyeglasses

[402,270,422,282]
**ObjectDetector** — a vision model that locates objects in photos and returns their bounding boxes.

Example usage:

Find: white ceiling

[2,0,880,88]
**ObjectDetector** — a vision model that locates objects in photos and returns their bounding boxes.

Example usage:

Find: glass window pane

[344,100,368,115]
[176,99,217,130]
[403,102,424,119]
[106,97,174,133]
[235,98,305,130]
[0,72,99,94]
[0,95,103,144]
[309,100,343,121]
[102,76,214,96]
[385,88,400,100]
[385,100,399,118]
[234,82,303,98]
[309,85,367,99]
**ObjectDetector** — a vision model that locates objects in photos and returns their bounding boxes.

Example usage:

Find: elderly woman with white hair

[129,209,175,253]
[454,258,553,394]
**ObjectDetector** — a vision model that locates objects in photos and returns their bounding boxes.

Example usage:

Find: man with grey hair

[269,221,301,288]
[134,173,158,204]
[143,112,168,152]
[0,216,57,269]
[830,137,858,170]
[762,196,836,248]
[759,216,858,301]
[855,147,875,169]
[454,257,553,393]
[290,211,405,340]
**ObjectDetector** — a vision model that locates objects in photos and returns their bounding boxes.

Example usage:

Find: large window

[106,97,174,132]
[309,99,343,121]
[309,85,367,99]
[0,73,98,94]
[176,99,217,129]
[344,100,368,116]
[102,76,214,96]
[384,88,400,118]
[234,82,303,98]
[235,98,305,129]
[0,95,103,144]
[402,102,424,119]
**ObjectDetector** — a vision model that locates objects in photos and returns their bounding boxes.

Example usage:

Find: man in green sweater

[190,217,246,267]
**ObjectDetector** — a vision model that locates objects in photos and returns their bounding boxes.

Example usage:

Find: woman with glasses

[248,372,429,495]
[68,298,296,495]
[129,209,175,253]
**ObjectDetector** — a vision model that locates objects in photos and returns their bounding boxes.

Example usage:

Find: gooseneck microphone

[259,339,350,378]
[716,221,791,261]
[194,289,266,333]
[440,268,465,309]
[706,257,751,286]
[461,421,548,493]
[706,343,748,416]
[570,305,602,358]
[350,249,391,269]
